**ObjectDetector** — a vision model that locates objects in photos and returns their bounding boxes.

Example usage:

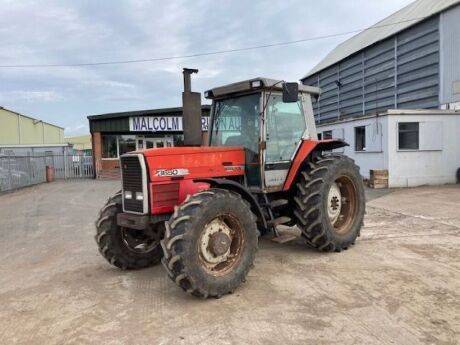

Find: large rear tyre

[294,154,365,252]
[95,192,163,269]
[161,189,258,298]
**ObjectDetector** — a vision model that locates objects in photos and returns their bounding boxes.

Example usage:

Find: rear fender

[282,139,348,191]
[194,178,267,230]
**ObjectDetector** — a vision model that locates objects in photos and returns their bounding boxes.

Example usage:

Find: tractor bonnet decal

[155,169,190,177]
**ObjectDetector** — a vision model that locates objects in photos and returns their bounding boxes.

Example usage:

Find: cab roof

[205,77,321,99]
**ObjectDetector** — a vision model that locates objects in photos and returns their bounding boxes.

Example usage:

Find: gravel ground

[0,180,459,345]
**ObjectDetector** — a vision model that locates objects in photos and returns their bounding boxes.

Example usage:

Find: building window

[102,135,118,158]
[173,134,184,146]
[118,135,136,156]
[355,126,366,151]
[317,133,322,140]
[398,122,419,150]
[323,130,332,139]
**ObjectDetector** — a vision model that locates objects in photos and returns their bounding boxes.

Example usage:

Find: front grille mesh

[121,155,144,213]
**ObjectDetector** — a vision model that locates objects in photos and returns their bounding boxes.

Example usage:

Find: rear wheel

[161,189,258,298]
[294,154,365,252]
[95,192,163,269]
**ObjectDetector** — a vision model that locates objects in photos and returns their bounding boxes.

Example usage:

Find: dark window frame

[322,130,333,140]
[355,126,366,152]
[101,134,118,159]
[118,135,137,156]
[398,122,419,150]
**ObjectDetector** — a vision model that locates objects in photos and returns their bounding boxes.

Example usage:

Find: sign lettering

[130,116,209,132]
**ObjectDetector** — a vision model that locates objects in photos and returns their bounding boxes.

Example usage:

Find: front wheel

[161,189,258,298]
[294,154,365,252]
[95,192,163,269]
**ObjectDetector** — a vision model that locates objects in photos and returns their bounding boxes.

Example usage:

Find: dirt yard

[0,180,459,345]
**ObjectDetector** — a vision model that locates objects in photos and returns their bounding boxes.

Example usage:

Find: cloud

[0,0,414,135]
[65,122,89,136]
[0,90,63,102]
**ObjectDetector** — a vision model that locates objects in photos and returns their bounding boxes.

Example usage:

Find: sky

[0,0,414,136]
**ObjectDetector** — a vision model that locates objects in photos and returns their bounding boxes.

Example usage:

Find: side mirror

[282,82,299,103]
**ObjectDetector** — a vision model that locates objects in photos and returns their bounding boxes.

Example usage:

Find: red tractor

[95,69,365,298]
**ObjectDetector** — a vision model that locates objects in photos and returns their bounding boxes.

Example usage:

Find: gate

[0,154,94,193]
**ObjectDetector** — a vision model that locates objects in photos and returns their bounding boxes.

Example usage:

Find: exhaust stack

[182,68,202,146]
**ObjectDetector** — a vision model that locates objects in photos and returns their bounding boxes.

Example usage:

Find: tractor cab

[205,78,320,192]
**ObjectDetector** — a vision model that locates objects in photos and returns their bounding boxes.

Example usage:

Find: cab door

[263,93,307,191]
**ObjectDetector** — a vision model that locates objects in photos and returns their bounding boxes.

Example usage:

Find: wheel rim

[198,214,244,276]
[327,176,358,234]
[121,226,161,254]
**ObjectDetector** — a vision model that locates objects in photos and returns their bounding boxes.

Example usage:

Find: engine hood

[138,146,246,182]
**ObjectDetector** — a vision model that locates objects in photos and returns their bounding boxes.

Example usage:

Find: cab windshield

[210,93,260,153]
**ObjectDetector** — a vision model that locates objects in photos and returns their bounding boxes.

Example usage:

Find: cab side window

[265,95,306,162]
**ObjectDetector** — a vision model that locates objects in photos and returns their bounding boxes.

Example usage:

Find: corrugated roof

[302,0,460,80]
[0,106,65,129]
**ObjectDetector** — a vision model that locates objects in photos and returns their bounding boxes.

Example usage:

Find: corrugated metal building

[0,106,70,156]
[0,106,64,146]
[300,0,460,187]
[302,0,460,124]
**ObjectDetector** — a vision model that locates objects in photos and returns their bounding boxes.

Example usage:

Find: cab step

[268,216,291,227]
[270,199,288,208]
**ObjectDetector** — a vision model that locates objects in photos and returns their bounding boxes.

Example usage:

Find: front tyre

[95,192,163,269]
[161,189,258,298]
[294,154,365,252]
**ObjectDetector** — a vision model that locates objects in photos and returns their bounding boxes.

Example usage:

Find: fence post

[7,154,12,191]
[27,153,32,185]
[64,150,68,179]
[43,156,46,182]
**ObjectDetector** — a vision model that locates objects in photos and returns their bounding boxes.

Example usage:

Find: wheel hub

[200,218,232,265]
[327,182,342,225]
[209,232,231,256]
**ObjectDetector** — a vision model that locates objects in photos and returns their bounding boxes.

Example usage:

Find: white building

[317,109,460,187]
[301,0,460,187]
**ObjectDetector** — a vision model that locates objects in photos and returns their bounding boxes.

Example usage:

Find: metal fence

[0,154,93,193]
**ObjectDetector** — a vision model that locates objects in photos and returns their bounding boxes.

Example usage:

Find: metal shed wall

[303,16,440,124]
[440,5,460,105]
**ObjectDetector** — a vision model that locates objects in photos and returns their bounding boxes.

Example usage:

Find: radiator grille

[121,155,145,213]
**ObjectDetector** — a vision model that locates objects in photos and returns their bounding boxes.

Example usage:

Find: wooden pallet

[369,169,388,189]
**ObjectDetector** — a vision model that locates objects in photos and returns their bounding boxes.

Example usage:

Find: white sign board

[130,116,210,132]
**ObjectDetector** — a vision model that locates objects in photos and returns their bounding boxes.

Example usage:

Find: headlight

[124,191,132,199]
[135,192,144,201]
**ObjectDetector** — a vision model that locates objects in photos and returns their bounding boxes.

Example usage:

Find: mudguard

[194,178,267,230]
[282,139,348,191]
